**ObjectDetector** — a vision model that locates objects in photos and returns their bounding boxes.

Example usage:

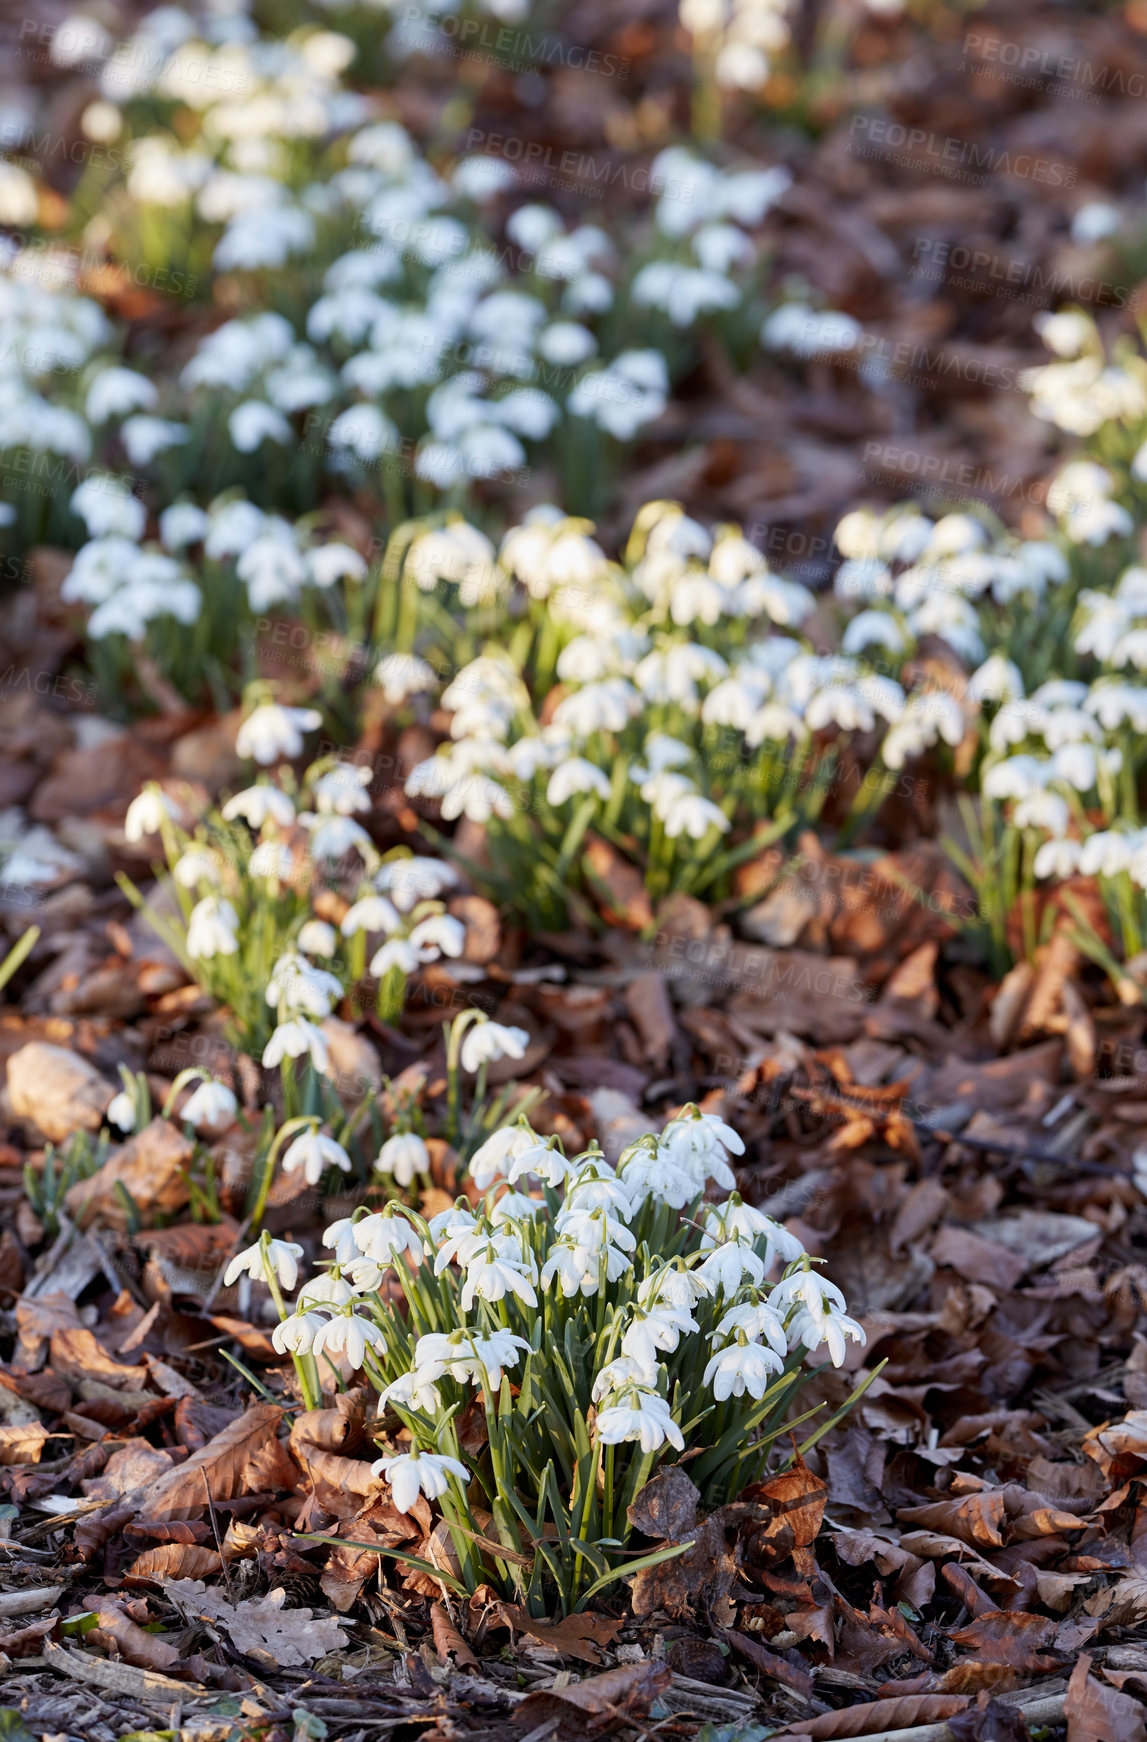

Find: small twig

[201,1467,234,1603]
[916,1122,1132,1179]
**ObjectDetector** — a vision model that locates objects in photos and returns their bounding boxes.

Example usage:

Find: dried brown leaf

[779,1694,971,1737]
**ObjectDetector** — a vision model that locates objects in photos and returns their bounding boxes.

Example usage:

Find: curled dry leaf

[492,1602,623,1665]
[431,1600,478,1668]
[90,1599,180,1673]
[511,1661,671,1732]
[777,1693,971,1737]
[0,1422,48,1465]
[126,1544,223,1580]
[1065,1651,1147,1742]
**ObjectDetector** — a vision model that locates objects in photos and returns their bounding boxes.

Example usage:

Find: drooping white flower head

[180,1079,238,1133]
[312,1310,387,1371]
[375,1131,430,1185]
[459,1019,530,1074]
[124,785,181,842]
[222,785,296,829]
[224,1238,304,1292]
[281,1130,353,1186]
[372,1449,470,1514]
[236,703,323,765]
[595,1389,684,1454]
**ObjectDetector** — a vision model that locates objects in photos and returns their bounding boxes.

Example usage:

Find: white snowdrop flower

[225,1238,304,1292]
[341,894,401,938]
[541,1237,608,1298]
[187,896,239,960]
[172,846,221,890]
[262,1018,330,1075]
[296,1274,355,1313]
[638,1265,711,1314]
[329,403,399,462]
[248,840,297,884]
[124,786,180,842]
[547,758,611,805]
[106,1090,135,1134]
[375,652,438,705]
[982,756,1048,802]
[429,1328,531,1393]
[375,856,458,911]
[712,1299,790,1355]
[538,320,597,365]
[307,544,367,589]
[461,1247,538,1311]
[71,475,146,541]
[460,1020,530,1074]
[409,913,467,960]
[881,692,966,770]
[305,814,374,866]
[312,763,372,816]
[505,1138,574,1190]
[380,1368,443,1414]
[312,1311,386,1372]
[298,919,338,958]
[272,1312,326,1356]
[376,1131,430,1185]
[787,1303,866,1367]
[1040,708,1102,751]
[120,416,190,466]
[700,1200,805,1273]
[353,1210,424,1268]
[85,367,158,424]
[469,1125,538,1191]
[553,680,640,737]
[595,1389,684,1454]
[158,503,209,551]
[769,1269,847,1323]
[266,953,342,1018]
[1013,791,1070,835]
[1079,831,1138,878]
[631,735,694,781]
[322,1218,361,1266]
[229,400,291,453]
[1034,310,1096,358]
[370,937,420,977]
[490,1189,543,1225]
[591,1356,659,1402]
[180,1080,238,1133]
[1052,742,1103,791]
[373,1449,470,1514]
[968,655,1024,704]
[661,1110,744,1185]
[621,1308,697,1373]
[426,1206,479,1250]
[696,1241,766,1292]
[236,704,322,765]
[282,1130,353,1186]
[842,611,908,657]
[704,1338,785,1400]
[661,792,731,840]
[1086,682,1147,733]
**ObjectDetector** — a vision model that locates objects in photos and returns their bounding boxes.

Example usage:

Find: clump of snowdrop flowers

[271,1103,868,1613]
[122,742,478,1052]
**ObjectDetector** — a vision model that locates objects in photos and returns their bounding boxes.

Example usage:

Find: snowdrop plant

[394,499,942,925]
[272,1105,871,1616]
